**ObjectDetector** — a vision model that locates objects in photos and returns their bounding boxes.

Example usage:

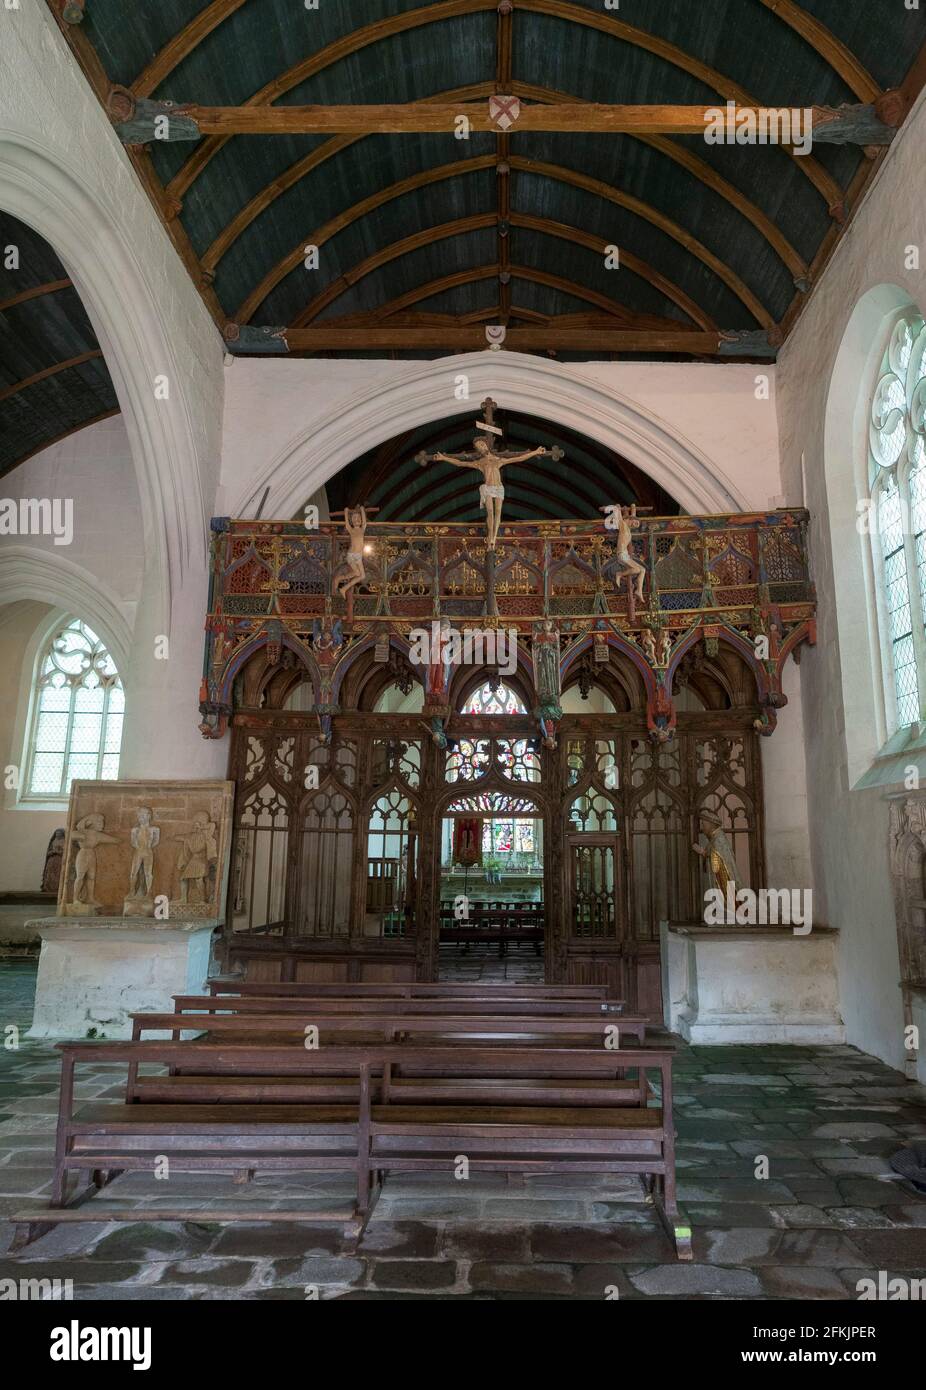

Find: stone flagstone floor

[1,960,925,1300]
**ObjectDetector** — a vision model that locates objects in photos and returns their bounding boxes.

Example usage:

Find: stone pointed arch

[233,353,746,521]
[0,547,133,674]
[0,129,223,628]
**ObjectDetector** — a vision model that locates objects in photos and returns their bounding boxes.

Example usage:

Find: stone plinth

[660,921,844,1045]
[27,918,219,1040]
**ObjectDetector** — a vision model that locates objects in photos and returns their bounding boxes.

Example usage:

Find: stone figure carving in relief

[124,807,160,915]
[603,504,647,602]
[691,809,739,904]
[333,507,372,599]
[69,814,118,913]
[173,811,218,905]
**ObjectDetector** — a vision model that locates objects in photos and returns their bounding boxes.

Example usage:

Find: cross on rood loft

[415,397,565,548]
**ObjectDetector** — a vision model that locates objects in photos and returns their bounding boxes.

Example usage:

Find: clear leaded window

[869,314,926,729]
[25,618,124,798]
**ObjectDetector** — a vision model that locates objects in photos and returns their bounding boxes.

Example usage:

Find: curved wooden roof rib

[165,0,842,211]
[238,152,757,328]
[0,278,72,313]
[511,83,808,280]
[367,265,687,326]
[131,0,251,99]
[200,82,497,274]
[524,0,840,209]
[272,215,718,333]
[166,0,495,201]
[510,156,773,326]
[0,349,104,405]
[234,166,492,323]
[203,84,808,289]
[756,0,881,102]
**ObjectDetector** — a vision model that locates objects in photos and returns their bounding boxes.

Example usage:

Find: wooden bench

[174,993,625,1019]
[207,979,610,1000]
[13,1040,689,1260]
[132,1009,649,1047]
[439,907,544,956]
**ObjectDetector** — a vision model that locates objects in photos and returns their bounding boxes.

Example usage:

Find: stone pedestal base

[26,918,219,1040]
[660,921,844,1045]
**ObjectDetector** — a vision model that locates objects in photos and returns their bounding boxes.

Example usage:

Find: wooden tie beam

[110,97,901,143]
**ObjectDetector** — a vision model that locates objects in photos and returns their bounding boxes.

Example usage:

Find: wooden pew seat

[13,1041,689,1260]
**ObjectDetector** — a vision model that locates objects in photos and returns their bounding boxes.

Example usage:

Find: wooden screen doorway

[569,834,620,940]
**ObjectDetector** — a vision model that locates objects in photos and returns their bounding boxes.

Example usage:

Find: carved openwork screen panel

[299,787,353,937]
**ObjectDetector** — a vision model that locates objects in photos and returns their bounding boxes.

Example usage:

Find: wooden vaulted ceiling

[324,408,680,524]
[3,2,924,475]
[0,212,118,479]
[49,0,925,364]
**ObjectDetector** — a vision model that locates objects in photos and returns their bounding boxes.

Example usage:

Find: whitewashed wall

[219,356,782,518]
[776,90,926,1070]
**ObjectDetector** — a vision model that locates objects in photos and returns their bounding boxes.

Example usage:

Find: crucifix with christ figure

[416,397,564,548]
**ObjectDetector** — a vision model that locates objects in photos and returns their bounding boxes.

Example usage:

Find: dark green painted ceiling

[62,0,926,345]
[0,212,118,479]
[323,407,680,523]
[4,2,924,475]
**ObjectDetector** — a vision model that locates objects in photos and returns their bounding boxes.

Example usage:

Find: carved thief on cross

[333,505,376,599]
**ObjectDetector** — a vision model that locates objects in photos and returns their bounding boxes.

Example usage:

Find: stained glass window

[25,619,124,798]
[480,817,535,856]
[462,681,526,715]
[869,313,926,730]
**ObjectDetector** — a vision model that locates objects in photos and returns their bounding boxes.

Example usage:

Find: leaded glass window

[462,680,526,715]
[25,619,124,798]
[869,313,926,729]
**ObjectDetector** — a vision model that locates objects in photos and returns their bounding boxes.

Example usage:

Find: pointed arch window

[869,314,926,729]
[462,680,526,715]
[25,618,124,799]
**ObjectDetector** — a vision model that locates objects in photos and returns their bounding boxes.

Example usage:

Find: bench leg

[233,1168,256,1185]
[653,1172,692,1261]
[50,1160,69,1207]
[344,1172,382,1249]
[91,1168,123,1190]
[10,1219,59,1252]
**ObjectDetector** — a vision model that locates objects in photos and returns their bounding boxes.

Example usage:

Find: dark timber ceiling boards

[324,409,679,524]
[0,212,118,478]
[48,0,926,363]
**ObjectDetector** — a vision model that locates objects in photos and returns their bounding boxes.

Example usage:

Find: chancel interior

[0,0,925,1304]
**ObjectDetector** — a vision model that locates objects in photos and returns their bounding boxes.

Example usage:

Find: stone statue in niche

[532,619,561,710]
[67,814,118,915]
[691,809,739,906]
[123,806,160,917]
[41,828,66,895]
[172,811,218,906]
[426,616,454,702]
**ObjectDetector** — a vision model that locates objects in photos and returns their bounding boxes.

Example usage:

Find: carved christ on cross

[416,398,564,548]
